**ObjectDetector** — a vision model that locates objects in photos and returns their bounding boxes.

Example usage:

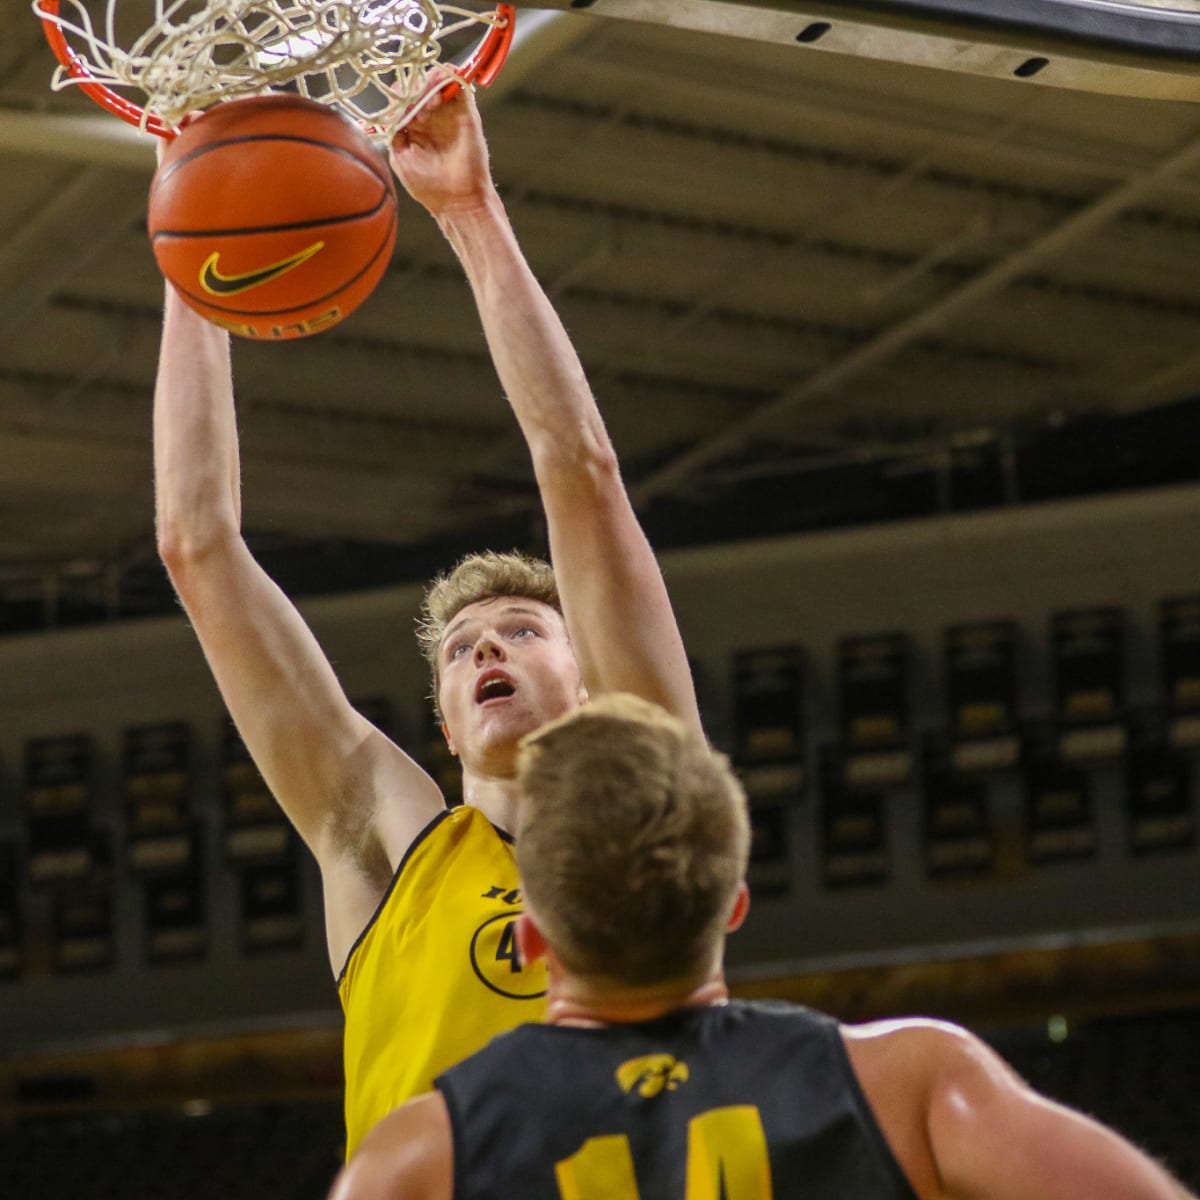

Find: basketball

[148,96,397,340]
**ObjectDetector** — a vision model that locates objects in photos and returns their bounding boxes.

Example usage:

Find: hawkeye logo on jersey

[468,886,547,1001]
[199,242,325,296]
[616,1054,690,1099]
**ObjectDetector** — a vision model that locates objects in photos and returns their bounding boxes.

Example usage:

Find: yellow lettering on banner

[556,1134,639,1200]
[686,1106,773,1200]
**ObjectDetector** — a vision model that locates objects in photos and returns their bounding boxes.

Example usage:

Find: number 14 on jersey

[556,1105,773,1200]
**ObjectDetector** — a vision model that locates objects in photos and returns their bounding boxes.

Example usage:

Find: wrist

[163,286,232,354]
[434,184,506,239]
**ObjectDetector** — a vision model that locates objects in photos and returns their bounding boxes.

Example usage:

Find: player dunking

[331,694,1197,1200]
[152,88,700,1157]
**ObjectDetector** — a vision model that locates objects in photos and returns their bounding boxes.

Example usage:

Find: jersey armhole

[336,807,455,985]
[433,1076,466,1200]
[828,1024,922,1200]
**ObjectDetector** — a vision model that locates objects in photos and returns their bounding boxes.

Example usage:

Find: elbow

[156,523,185,575]
[157,517,240,584]
[534,429,622,493]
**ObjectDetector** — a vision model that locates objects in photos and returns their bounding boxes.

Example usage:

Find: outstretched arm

[846,1019,1194,1200]
[928,1027,1193,1200]
[154,289,445,971]
[390,90,701,732]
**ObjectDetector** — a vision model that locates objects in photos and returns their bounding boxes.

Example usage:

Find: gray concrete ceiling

[2,0,1200,624]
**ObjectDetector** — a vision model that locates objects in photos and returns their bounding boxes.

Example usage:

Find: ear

[726,882,751,933]
[440,721,458,757]
[515,912,548,967]
[577,684,590,707]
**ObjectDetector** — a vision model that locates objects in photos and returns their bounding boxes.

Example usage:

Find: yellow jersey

[337,805,547,1157]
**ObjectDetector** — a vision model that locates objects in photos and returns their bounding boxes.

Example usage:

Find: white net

[37,0,509,135]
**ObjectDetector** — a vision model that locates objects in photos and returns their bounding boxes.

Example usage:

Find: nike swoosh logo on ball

[199,242,325,296]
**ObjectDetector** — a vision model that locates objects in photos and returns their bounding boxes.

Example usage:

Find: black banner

[23,734,96,883]
[146,866,209,964]
[124,722,194,874]
[1126,721,1195,856]
[1161,595,1200,751]
[1051,607,1127,762]
[221,719,291,864]
[819,748,890,888]
[738,761,803,897]
[1024,726,1096,863]
[945,620,1021,772]
[732,646,805,768]
[240,856,305,954]
[52,873,114,973]
[924,737,995,879]
[837,633,912,787]
[0,842,20,979]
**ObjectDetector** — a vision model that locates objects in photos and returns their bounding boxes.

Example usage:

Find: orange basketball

[148,96,397,340]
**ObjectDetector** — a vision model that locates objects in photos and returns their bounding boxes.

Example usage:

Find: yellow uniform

[337,805,548,1158]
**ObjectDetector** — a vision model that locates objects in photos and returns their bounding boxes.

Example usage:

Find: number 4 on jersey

[495,918,521,972]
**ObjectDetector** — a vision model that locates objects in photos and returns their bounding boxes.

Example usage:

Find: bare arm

[329,1092,453,1200]
[846,1019,1194,1200]
[154,289,445,970]
[390,91,701,732]
[929,1028,1194,1200]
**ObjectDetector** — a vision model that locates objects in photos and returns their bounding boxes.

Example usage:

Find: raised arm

[845,1019,1194,1200]
[390,91,701,732]
[153,289,445,970]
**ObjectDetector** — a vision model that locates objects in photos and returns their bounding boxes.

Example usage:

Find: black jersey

[434,999,917,1200]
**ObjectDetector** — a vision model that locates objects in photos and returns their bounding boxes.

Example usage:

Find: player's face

[437,597,585,772]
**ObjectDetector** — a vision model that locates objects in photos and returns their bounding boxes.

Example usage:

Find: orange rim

[35,0,517,139]
[468,3,517,89]
[396,4,518,115]
[35,0,174,136]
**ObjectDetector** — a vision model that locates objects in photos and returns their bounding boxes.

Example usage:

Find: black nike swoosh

[199,242,325,296]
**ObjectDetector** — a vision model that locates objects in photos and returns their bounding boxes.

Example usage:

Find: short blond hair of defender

[515,694,750,988]
[417,550,560,715]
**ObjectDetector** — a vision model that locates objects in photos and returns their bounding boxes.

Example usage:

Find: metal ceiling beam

[527,0,1200,101]
[631,125,1200,506]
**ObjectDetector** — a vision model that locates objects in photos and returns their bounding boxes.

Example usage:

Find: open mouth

[475,672,516,704]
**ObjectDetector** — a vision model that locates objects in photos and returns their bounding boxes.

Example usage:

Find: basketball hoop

[34,0,516,138]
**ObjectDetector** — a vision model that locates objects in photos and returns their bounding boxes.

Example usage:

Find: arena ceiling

[2,0,1200,632]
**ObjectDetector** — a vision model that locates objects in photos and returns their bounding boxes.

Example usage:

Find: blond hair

[515,694,750,988]
[418,551,560,716]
